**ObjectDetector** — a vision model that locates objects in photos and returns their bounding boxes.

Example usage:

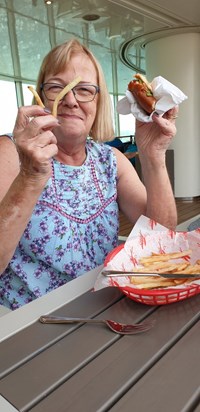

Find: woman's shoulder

[0,132,13,138]
[0,133,15,147]
[0,133,14,144]
[0,133,19,163]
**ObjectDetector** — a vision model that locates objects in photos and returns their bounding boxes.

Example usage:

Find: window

[22,83,35,106]
[0,80,18,134]
[118,95,135,139]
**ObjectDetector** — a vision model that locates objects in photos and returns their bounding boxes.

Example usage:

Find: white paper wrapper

[94,215,200,292]
[117,76,188,123]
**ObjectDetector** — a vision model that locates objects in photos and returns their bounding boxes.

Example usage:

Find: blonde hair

[36,39,114,142]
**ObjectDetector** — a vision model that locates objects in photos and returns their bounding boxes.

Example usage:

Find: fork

[39,315,155,335]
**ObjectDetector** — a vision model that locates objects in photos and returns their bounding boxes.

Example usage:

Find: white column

[145,33,200,198]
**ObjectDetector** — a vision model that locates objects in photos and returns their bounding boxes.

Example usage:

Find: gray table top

[0,266,200,412]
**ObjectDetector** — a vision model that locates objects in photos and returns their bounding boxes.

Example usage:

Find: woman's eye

[49,85,63,92]
[77,87,92,94]
[52,86,63,90]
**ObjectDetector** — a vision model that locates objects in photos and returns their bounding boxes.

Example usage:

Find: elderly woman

[0,39,178,309]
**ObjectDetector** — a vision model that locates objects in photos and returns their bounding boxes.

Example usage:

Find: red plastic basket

[104,244,200,305]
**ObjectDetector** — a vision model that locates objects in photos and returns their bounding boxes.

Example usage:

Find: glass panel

[90,43,113,94]
[118,96,135,138]
[0,80,18,134]
[22,83,35,106]
[55,18,83,43]
[117,58,135,96]
[15,15,51,80]
[126,45,146,73]
[0,7,14,76]
[109,94,115,133]
[12,0,47,23]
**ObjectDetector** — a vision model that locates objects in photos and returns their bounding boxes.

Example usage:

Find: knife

[102,270,200,279]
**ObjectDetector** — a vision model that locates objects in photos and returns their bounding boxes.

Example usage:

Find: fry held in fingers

[28,86,45,108]
[52,76,82,117]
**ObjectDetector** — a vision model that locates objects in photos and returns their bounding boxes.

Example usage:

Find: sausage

[128,73,156,114]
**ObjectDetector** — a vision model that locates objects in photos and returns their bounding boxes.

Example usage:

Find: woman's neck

[54,143,87,166]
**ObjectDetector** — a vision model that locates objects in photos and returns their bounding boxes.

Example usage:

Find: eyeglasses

[40,83,100,103]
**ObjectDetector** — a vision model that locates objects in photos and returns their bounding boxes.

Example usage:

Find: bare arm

[116,107,178,230]
[0,106,59,274]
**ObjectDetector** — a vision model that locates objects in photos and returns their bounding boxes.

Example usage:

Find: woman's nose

[61,89,78,107]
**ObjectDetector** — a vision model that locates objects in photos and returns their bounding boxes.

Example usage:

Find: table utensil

[39,315,154,335]
[102,270,200,279]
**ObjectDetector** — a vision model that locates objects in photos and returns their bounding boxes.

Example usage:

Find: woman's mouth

[58,113,83,120]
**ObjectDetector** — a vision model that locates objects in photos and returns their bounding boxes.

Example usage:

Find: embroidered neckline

[38,146,116,224]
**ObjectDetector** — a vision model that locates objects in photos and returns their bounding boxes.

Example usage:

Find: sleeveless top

[0,138,119,309]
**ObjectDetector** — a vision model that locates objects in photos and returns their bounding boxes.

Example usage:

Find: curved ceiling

[111,0,200,70]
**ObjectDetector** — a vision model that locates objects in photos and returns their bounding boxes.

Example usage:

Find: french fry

[175,264,200,274]
[52,76,82,117]
[172,263,190,272]
[130,276,177,289]
[131,276,170,285]
[173,279,186,285]
[134,262,190,273]
[28,86,45,108]
[140,249,192,264]
[130,250,200,289]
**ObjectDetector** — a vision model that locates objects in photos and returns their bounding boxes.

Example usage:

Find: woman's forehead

[48,54,98,81]
[68,53,96,71]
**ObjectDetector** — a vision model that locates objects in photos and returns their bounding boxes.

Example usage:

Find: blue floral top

[0,139,119,309]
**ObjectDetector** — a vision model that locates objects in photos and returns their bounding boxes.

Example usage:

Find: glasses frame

[40,83,100,103]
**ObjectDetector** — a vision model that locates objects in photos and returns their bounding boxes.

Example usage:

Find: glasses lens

[42,84,63,101]
[73,85,98,102]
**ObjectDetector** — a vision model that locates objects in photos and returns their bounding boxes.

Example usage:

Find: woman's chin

[54,126,88,142]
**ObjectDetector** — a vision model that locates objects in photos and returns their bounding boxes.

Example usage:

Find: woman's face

[43,53,98,145]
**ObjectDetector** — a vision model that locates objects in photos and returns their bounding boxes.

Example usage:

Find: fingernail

[43,107,51,113]
[154,111,160,116]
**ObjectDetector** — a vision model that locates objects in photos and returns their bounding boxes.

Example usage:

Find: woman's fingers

[13,105,59,136]
[21,129,56,149]
[23,140,58,164]
[12,106,60,177]
[151,107,179,138]
[17,131,58,176]
[23,116,59,139]
[14,106,47,132]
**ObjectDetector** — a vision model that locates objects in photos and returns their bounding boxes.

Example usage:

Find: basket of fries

[94,216,200,305]
[103,244,200,305]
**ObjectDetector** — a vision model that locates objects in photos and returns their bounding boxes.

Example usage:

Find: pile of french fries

[130,249,200,289]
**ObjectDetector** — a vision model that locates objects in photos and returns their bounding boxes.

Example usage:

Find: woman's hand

[135,106,178,161]
[13,105,59,180]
